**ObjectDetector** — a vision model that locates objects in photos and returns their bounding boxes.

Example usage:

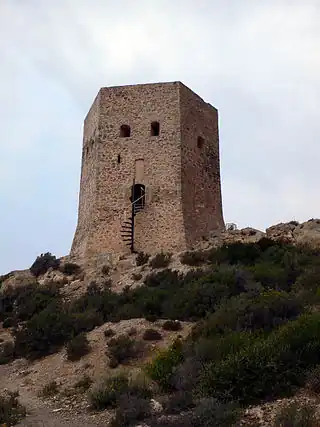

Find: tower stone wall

[71,81,224,259]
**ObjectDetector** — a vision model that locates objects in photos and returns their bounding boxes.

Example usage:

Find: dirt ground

[0,318,193,426]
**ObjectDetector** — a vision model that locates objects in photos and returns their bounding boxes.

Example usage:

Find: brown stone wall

[71,81,224,259]
[179,83,224,248]
[71,83,187,258]
[71,92,101,258]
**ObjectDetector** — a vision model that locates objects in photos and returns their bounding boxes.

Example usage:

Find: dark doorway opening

[131,183,145,210]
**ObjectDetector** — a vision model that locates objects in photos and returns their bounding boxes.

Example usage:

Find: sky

[0,0,320,274]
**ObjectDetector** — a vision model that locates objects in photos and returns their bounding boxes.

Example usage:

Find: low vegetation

[273,401,319,427]
[0,391,26,426]
[38,381,59,398]
[143,328,163,341]
[149,252,172,269]
[60,262,81,276]
[136,251,150,266]
[4,239,320,424]
[107,334,142,367]
[66,333,91,361]
[30,252,60,277]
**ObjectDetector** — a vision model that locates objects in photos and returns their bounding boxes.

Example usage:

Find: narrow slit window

[117,154,121,164]
[197,136,204,149]
[120,124,131,137]
[151,121,160,136]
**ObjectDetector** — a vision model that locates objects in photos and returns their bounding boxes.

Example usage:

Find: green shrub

[39,381,59,398]
[0,282,61,323]
[71,309,104,335]
[110,394,151,427]
[107,334,141,364]
[273,401,318,427]
[13,302,74,359]
[208,242,261,266]
[30,252,60,277]
[192,397,241,427]
[162,320,182,331]
[145,339,184,391]
[89,373,152,411]
[14,282,62,321]
[198,313,320,404]
[149,252,172,269]
[60,262,81,276]
[143,329,162,341]
[0,341,15,365]
[163,390,194,415]
[66,333,90,361]
[180,250,208,266]
[89,374,128,410]
[136,252,150,266]
[74,374,93,392]
[145,314,158,322]
[0,391,26,426]
[2,317,16,328]
[192,290,303,339]
[305,365,320,393]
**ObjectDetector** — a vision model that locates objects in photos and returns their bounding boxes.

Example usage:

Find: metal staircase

[120,186,145,253]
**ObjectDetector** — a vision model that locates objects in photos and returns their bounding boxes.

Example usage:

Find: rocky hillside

[2,219,320,426]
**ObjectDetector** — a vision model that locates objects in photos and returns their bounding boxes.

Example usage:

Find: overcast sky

[0,0,319,274]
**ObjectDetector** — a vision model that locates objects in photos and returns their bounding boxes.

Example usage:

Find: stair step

[123,221,132,225]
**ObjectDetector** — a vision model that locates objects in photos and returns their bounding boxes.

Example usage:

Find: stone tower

[70,81,224,259]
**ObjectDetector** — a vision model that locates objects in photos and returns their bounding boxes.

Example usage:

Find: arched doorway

[131,183,145,210]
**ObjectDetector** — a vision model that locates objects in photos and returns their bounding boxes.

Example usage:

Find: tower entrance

[131,184,145,211]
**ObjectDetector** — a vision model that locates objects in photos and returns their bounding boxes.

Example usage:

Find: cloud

[0,0,320,273]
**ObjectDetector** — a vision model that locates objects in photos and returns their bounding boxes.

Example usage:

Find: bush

[132,272,143,281]
[74,374,93,392]
[145,314,158,323]
[192,397,241,427]
[110,394,151,427]
[104,328,115,338]
[163,390,194,415]
[305,365,320,393]
[145,339,184,391]
[30,252,60,277]
[89,373,152,411]
[60,262,81,276]
[162,320,182,331]
[136,252,150,266]
[66,333,90,361]
[0,391,26,426]
[13,302,74,359]
[143,329,163,341]
[192,290,303,339]
[197,313,320,404]
[107,334,141,365]
[0,282,62,323]
[39,381,59,398]
[180,250,208,266]
[0,341,15,365]
[2,317,16,328]
[273,401,318,427]
[149,252,172,269]
[208,242,261,266]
